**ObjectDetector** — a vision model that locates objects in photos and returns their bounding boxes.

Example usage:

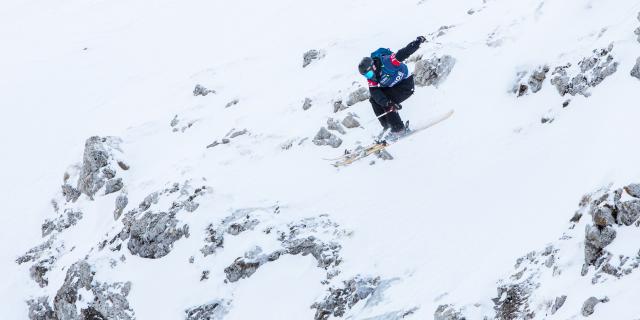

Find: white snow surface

[1,0,640,319]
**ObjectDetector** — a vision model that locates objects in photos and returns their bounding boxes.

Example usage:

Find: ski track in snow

[2,0,640,318]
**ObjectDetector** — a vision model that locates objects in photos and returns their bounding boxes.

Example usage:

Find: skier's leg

[370,98,389,129]
[389,76,415,104]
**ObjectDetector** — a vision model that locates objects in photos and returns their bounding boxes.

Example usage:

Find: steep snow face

[3,0,640,319]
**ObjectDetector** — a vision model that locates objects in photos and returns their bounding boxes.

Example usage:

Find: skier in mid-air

[358,36,427,140]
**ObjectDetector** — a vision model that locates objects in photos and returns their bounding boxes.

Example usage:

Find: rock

[581,297,601,317]
[16,238,55,265]
[114,193,128,220]
[529,65,549,93]
[302,98,313,110]
[170,115,179,127]
[346,87,370,106]
[434,304,465,320]
[53,261,93,320]
[631,57,640,80]
[285,236,341,269]
[185,300,229,320]
[78,136,110,199]
[492,283,533,320]
[200,270,210,281]
[413,55,456,87]
[303,49,326,68]
[333,100,347,113]
[228,129,248,139]
[592,206,615,227]
[225,99,239,108]
[127,212,185,259]
[42,209,83,237]
[30,258,54,288]
[26,297,56,320]
[625,184,640,198]
[105,178,123,195]
[327,118,347,134]
[138,192,159,211]
[224,251,282,282]
[193,84,216,96]
[342,114,360,128]
[550,46,618,97]
[206,141,220,148]
[313,127,343,148]
[311,276,380,320]
[550,295,567,315]
[584,224,616,264]
[61,184,81,202]
[618,200,640,226]
[90,281,133,320]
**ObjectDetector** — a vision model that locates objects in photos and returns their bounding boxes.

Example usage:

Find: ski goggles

[363,70,375,79]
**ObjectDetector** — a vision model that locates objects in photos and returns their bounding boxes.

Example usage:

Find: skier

[358,36,427,139]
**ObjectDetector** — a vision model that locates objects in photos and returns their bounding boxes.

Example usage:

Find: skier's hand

[416,35,427,44]
[385,102,402,113]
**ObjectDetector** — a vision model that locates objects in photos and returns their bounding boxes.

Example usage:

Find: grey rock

[61,184,80,203]
[631,57,640,80]
[29,257,55,287]
[434,304,465,320]
[618,200,640,226]
[584,224,616,264]
[286,236,341,269]
[224,251,282,282]
[114,193,128,220]
[592,206,615,227]
[90,281,133,320]
[225,99,239,108]
[26,297,56,320]
[581,297,601,317]
[414,55,456,87]
[313,127,343,148]
[42,209,83,237]
[528,65,549,93]
[228,129,248,139]
[77,136,113,198]
[185,300,229,320]
[127,211,185,259]
[551,295,567,315]
[346,87,370,106]
[53,261,93,320]
[327,118,347,135]
[493,283,533,320]
[105,178,123,195]
[551,46,618,97]
[625,183,640,198]
[139,192,159,211]
[193,84,216,96]
[206,141,220,148]
[311,276,380,320]
[303,98,313,110]
[102,168,116,179]
[342,114,361,128]
[170,115,180,127]
[333,100,348,113]
[303,49,325,68]
[16,238,55,265]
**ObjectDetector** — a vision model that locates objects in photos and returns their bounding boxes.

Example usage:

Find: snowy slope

[2,0,640,319]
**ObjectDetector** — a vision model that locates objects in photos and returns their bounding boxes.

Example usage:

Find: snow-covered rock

[413,55,456,87]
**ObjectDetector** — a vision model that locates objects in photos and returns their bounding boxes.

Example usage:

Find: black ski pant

[370,76,415,132]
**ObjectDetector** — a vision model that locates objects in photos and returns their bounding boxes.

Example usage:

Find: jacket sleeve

[395,39,422,62]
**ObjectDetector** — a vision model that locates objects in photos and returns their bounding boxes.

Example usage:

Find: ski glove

[385,102,402,113]
[416,36,427,43]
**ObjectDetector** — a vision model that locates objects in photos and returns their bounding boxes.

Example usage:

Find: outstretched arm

[395,36,427,62]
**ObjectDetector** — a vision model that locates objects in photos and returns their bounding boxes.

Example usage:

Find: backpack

[369,48,409,87]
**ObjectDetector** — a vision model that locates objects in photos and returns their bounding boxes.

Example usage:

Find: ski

[330,109,454,167]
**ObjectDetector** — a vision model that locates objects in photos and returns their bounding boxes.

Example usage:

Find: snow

[2,0,640,318]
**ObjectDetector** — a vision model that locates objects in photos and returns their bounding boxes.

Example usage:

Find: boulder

[313,127,343,148]
[302,97,313,110]
[346,87,370,106]
[127,212,185,259]
[413,55,456,87]
[193,84,215,96]
[303,49,326,68]
[342,114,361,128]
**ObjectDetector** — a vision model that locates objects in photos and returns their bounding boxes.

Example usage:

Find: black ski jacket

[368,39,422,107]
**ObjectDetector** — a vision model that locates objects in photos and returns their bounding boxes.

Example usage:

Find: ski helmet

[358,57,374,75]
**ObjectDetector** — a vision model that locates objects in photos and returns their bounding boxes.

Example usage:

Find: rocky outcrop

[193,84,216,96]
[76,136,126,199]
[44,260,134,320]
[434,304,465,320]
[225,99,239,108]
[41,209,83,237]
[413,55,456,87]
[313,127,343,148]
[185,300,230,320]
[61,184,80,203]
[550,45,618,97]
[513,65,549,96]
[114,193,128,220]
[631,57,640,80]
[581,296,608,317]
[346,87,370,106]
[127,211,187,259]
[327,118,347,135]
[311,276,380,320]
[333,99,348,113]
[303,49,326,68]
[342,113,360,128]
[302,97,313,110]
